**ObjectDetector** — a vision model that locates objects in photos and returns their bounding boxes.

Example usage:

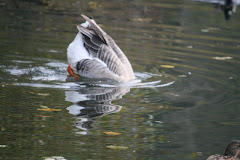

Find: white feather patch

[67,32,92,72]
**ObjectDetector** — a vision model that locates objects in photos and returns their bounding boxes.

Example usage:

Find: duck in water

[206,140,240,160]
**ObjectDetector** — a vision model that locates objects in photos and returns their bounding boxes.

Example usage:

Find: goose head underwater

[67,14,135,83]
[206,140,240,160]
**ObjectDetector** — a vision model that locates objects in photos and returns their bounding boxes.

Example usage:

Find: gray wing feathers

[76,59,119,80]
[77,25,95,38]
[77,25,103,47]
[96,45,127,77]
[76,14,135,81]
[105,35,135,79]
[81,14,107,43]
[77,22,129,77]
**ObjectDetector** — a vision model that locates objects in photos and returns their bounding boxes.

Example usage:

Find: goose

[67,14,135,83]
[206,140,240,160]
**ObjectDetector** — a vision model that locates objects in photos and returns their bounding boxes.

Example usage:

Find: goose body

[67,15,135,83]
[206,140,240,160]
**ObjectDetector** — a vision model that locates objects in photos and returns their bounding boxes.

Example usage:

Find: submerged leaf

[107,145,128,150]
[103,131,121,136]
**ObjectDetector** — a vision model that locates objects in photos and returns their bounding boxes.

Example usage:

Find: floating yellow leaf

[37,93,50,96]
[212,56,232,60]
[29,91,49,96]
[37,108,61,112]
[103,132,121,136]
[37,115,53,118]
[107,145,128,150]
[178,75,187,77]
[161,65,175,68]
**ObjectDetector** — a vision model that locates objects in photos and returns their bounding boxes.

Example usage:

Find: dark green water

[1,0,240,160]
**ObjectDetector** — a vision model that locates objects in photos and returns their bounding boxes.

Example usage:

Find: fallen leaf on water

[37,93,50,96]
[103,132,121,136]
[212,56,232,60]
[178,75,187,77]
[29,91,50,96]
[37,107,61,112]
[160,65,175,68]
[107,145,128,150]
[37,115,53,118]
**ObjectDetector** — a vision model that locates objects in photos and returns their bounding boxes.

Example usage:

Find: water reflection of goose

[67,14,135,83]
[190,0,240,20]
[65,86,130,132]
[206,140,240,160]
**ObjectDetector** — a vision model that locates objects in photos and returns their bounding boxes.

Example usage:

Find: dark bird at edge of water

[206,140,240,160]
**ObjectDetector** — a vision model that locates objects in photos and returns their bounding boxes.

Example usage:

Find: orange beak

[68,65,80,79]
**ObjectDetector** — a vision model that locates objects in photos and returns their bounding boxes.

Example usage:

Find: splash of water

[4,60,175,89]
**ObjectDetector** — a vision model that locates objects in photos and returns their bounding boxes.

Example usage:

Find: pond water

[1,0,240,159]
